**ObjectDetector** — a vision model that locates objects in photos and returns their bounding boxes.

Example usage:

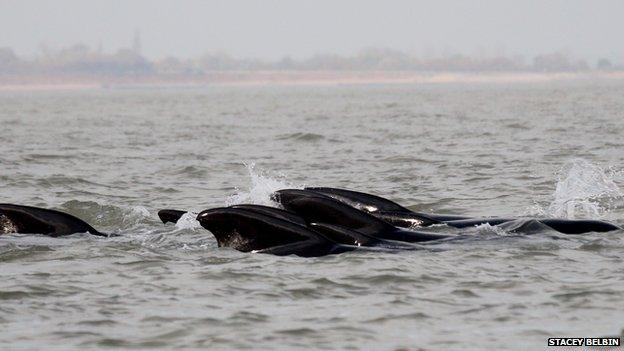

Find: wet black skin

[230,204,307,226]
[0,204,107,237]
[162,203,421,250]
[273,190,451,243]
[157,209,188,224]
[230,205,419,249]
[195,207,356,257]
[444,217,621,234]
[304,187,470,225]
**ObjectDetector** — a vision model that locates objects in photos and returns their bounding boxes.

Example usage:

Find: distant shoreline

[2,70,624,91]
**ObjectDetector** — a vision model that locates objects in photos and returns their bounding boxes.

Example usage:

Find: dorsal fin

[157,209,187,224]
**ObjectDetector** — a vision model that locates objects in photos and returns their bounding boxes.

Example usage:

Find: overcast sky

[1,0,623,63]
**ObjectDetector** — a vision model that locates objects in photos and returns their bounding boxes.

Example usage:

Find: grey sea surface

[1,82,623,350]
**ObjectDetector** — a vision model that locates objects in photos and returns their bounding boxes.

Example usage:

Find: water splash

[123,206,150,224]
[175,212,201,230]
[537,159,623,219]
[225,163,300,207]
[118,205,155,228]
[472,223,509,236]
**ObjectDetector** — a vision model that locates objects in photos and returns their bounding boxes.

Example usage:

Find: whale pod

[162,187,622,257]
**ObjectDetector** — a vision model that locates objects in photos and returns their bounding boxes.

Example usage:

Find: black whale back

[231,204,307,226]
[274,189,397,235]
[304,187,457,226]
[195,207,354,256]
[0,204,105,237]
[305,187,412,213]
[275,191,450,243]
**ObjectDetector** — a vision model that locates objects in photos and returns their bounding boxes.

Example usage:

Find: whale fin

[157,209,188,224]
[0,204,106,237]
[196,207,350,256]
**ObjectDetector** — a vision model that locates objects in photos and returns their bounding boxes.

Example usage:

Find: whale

[294,188,622,234]
[230,204,421,249]
[160,203,419,253]
[0,204,107,237]
[442,217,621,234]
[231,204,308,226]
[158,205,309,228]
[273,190,451,243]
[195,207,359,257]
[305,186,470,226]
[195,205,421,256]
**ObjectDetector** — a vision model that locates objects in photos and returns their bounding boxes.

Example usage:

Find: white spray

[225,163,301,207]
[538,159,623,219]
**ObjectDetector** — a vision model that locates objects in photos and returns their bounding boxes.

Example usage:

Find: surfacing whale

[195,207,357,257]
[297,187,621,234]
[194,205,421,256]
[305,187,470,226]
[273,190,450,243]
[0,204,107,237]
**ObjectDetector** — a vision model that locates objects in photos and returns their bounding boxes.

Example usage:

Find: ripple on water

[1,85,624,350]
[275,132,325,141]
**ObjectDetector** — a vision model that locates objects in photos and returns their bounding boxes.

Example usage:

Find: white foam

[225,163,301,207]
[472,223,509,236]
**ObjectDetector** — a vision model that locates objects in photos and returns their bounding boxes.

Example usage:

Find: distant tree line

[0,45,620,76]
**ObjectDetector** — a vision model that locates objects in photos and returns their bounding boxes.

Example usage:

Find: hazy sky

[1,0,623,63]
